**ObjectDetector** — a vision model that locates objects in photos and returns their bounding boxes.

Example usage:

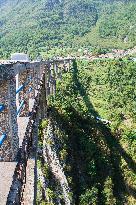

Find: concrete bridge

[0,58,74,204]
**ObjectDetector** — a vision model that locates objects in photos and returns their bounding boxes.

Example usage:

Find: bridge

[0,58,74,204]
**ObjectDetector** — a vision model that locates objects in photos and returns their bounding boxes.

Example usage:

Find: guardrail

[6,72,45,205]
[16,77,32,94]
[0,77,32,146]
[0,104,5,112]
[16,84,25,94]
[1,59,73,205]
[17,100,25,116]
[0,134,7,147]
[5,58,74,204]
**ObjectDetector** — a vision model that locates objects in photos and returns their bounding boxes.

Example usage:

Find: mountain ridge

[0,0,136,59]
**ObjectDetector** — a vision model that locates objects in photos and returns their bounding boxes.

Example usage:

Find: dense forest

[37,59,136,204]
[0,0,136,59]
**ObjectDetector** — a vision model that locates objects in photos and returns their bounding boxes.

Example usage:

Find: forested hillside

[37,59,136,204]
[0,0,136,59]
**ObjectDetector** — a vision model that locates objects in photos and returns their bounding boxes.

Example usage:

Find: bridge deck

[0,162,17,205]
[18,117,29,147]
[0,117,29,205]
[0,98,35,205]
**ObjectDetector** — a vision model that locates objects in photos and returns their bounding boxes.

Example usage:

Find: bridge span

[0,58,74,204]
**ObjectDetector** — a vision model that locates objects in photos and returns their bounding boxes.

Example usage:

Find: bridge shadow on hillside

[50,60,136,205]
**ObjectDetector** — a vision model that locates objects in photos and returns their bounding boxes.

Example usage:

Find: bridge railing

[6,58,74,204]
[6,69,46,204]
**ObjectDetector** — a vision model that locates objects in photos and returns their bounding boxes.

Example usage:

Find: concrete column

[58,65,62,80]
[32,68,36,98]
[0,78,19,161]
[44,65,48,100]
[39,72,47,119]
[67,60,71,72]
[46,64,51,96]
[54,62,58,78]
[50,64,54,95]
[63,60,67,72]
[52,78,56,95]
[16,74,19,107]
[18,70,30,117]
[29,68,35,99]
[8,78,19,160]
[34,70,38,97]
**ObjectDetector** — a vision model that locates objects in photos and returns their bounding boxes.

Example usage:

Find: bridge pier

[58,65,62,80]
[46,65,51,96]
[53,62,58,78]
[50,63,55,95]
[39,72,47,119]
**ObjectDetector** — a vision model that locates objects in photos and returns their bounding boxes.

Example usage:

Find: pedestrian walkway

[0,162,17,205]
[0,116,29,205]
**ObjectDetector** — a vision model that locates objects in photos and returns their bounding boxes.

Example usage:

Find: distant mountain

[0,0,136,59]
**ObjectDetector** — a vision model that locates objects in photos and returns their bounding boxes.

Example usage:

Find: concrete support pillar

[57,65,62,80]
[52,64,57,95]
[60,66,62,80]
[32,68,36,98]
[0,78,19,161]
[67,60,71,72]
[16,74,19,107]
[34,66,42,96]
[31,68,39,98]
[29,68,35,99]
[63,60,67,72]
[39,72,47,119]
[52,78,56,95]
[50,64,54,95]
[18,70,30,117]
[53,62,58,78]
[46,64,51,96]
